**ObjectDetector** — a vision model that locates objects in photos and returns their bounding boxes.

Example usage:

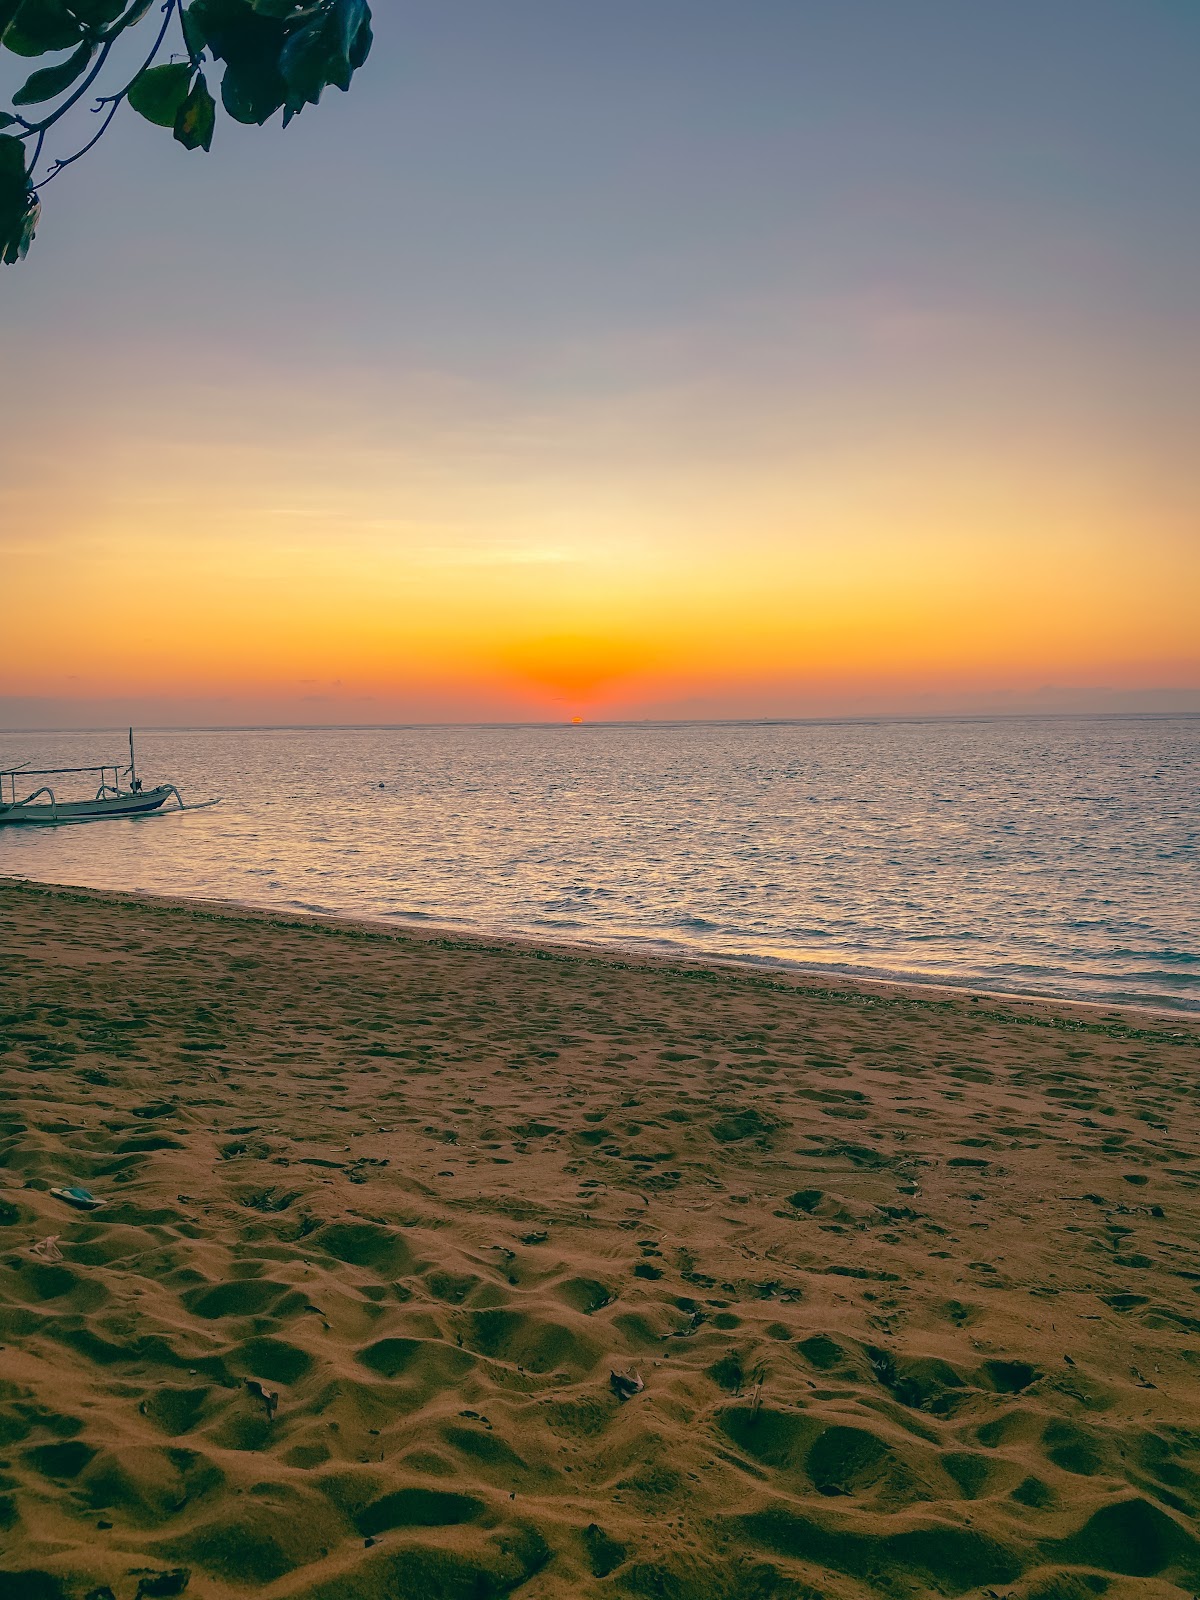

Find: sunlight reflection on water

[2,718,1197,1011]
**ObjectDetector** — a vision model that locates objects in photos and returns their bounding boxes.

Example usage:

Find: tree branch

[31,0,180,190]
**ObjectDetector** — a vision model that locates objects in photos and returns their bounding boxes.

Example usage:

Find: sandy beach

[2,875,1199,1600]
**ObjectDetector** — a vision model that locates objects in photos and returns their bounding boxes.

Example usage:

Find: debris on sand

[134,1571,191,1598]
[134,1572,191,1599]
[50,1186,106,1211]
[245,1379,279,1420]
[610,1369,644,1401]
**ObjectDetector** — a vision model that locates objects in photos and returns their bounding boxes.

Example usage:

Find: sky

[2,1,1198,726]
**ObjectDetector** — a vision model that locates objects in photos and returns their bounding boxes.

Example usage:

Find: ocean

[2,718,1196,1012]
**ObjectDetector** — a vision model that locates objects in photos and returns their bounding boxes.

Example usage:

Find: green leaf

[0,0,22,41]
[127,60,193,126]
[100,0,155,33]
[279,0,370,118]
[11,36,94,103]
[180,2,205,58]
[187,0,280,62]
[0,131,38,264]
[248,0,323,16]
[219,55,284,123]
[0,128,26,183]
[3,189,39,262]
[68,0,128,28]
[0,112,18,128]
[174,68,215,149]
[3,0,84,55]
[189,0,288,124]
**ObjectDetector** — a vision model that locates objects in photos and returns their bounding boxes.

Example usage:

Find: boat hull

[0,786,175,825]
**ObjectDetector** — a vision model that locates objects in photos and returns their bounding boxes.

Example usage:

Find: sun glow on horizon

[4,353,1196,726]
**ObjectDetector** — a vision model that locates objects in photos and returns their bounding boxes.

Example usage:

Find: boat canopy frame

[0,764,138,806]
[0,730,139,806]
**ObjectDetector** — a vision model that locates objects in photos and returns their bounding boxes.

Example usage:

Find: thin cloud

[415,546,584,569]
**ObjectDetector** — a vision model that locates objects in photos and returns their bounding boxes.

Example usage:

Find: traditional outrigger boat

[0,730,220,826]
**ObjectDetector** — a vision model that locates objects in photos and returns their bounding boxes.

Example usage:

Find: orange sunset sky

[2,4,1198,726]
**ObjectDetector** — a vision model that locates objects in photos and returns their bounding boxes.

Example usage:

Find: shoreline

[5,873,1197,1034]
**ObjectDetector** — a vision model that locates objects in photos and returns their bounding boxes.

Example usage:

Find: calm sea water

[1,719,1196,1012]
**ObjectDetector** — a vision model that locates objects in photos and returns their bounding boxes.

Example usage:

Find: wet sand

[2,875,1200,1600]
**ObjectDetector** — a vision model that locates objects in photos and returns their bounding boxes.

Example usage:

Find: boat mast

[129,727,137,791]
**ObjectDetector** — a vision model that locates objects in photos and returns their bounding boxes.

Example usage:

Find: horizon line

[3,710,1199,738]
